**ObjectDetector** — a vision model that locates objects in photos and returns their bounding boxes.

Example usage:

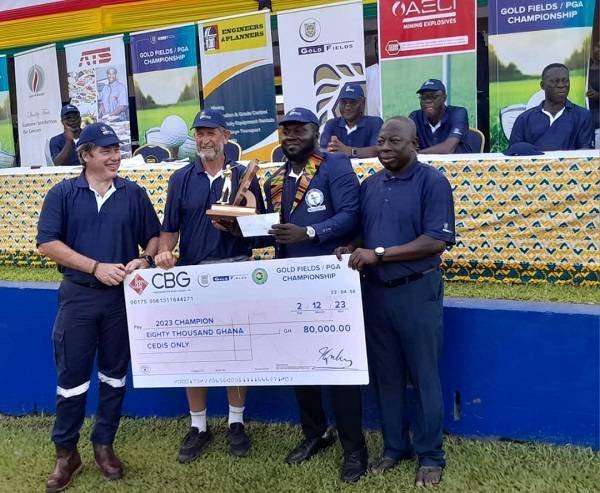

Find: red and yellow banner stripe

[0,0,374,51]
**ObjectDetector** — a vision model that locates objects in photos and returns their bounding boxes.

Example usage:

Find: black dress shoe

[285,429,336,464]
[227,423,251,457]
[46,446,82,493]
[340,447,368,483]
[178,427,213,463]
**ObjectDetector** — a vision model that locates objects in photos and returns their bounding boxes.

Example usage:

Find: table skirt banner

[0,154,597,286]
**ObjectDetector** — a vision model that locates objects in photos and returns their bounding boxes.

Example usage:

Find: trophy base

[206,205,257,220]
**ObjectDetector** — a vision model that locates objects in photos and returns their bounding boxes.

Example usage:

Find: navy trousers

[362,269,445,467]
[295,385,365,453]
[51,280,130,450]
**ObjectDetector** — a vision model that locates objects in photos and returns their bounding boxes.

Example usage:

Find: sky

[134,66,196,105]
[492,27,591,76]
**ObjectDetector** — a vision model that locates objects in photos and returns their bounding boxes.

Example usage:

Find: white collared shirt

[205,169,223,187]
[288,168,302,182]
[428,121,442,134]
[345,124,358,135]
[541,106,565,126]
[89,183,116,212]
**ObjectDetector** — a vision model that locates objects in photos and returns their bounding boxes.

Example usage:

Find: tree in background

[133,80,159,109]
[177,71,199,103]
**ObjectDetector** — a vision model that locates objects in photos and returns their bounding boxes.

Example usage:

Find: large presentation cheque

[124,255,368,388]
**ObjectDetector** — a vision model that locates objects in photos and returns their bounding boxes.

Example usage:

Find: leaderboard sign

[379,0,476,59]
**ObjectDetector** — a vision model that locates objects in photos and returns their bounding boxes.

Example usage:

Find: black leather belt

[363,268,438,288]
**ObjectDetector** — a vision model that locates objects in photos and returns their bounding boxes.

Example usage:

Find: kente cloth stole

[270,154,323,215]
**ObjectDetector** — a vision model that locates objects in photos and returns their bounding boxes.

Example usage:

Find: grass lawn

[0,117,15,155]
[1,416,598,493]
[0,266,597,304]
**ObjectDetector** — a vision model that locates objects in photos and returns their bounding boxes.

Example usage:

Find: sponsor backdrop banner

[14,44,62,167]
[488,0,596,151]
[65,35,132,156]
[378,0,477,126]
[0,55,15,167]
[130,23,199,159]
[278,0,366,127]
[379,0,476,59]
[198,11,277,161]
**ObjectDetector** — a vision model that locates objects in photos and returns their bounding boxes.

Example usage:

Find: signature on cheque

[317,347,353,368]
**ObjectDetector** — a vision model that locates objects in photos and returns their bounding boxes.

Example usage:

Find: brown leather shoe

[46,446,82,493]
[93,444,124,480]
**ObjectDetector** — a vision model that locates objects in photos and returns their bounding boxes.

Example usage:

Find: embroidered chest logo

[305,188,326,213]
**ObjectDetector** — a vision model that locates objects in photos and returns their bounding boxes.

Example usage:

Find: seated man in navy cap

[409,79,472,154]
[508,63,594,151]
[320,84,383,158]
[50,104,82,166]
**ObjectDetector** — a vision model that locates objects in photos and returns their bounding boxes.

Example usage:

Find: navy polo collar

[336,115,367,129]
[75,172,125,189]
[535,99,574,113]
[382,159,419,181]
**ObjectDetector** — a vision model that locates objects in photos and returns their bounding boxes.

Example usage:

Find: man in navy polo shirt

[49,104,82,166]
[37,123,160,492]
[409,79,472,154]
[320,84,383,158]
[155,109,264,462]
[337,116,454,487]
[264,107,367,483]
[509,63,594,150]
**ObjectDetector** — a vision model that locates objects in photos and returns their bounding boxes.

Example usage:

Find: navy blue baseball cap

[61,104,80,118]
[78,123,123,147]
[417,79,446,94]
[280,107,319,126]
[191,109,227,129]
[503,142,544,156]
[339,84,364,100]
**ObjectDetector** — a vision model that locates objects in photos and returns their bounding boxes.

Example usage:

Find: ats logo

[392,0,457,21]
[78,47,112,67]
[27,65,45,93]
[203,25,219,51]
[129,273,149,295]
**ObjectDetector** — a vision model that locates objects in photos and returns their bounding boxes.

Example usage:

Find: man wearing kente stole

[264,108,367,482]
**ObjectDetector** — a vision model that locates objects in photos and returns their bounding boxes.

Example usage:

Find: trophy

[206,159,260,221]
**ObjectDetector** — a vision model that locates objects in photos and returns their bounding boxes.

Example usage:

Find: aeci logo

[392,0,457,20]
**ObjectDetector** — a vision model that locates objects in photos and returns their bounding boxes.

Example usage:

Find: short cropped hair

[541,63,569,79]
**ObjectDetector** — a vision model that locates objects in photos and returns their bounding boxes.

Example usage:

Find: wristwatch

[374,247,385,262]
[351,147,358,157]
[142,255,155,268]
[306,226,316,240]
